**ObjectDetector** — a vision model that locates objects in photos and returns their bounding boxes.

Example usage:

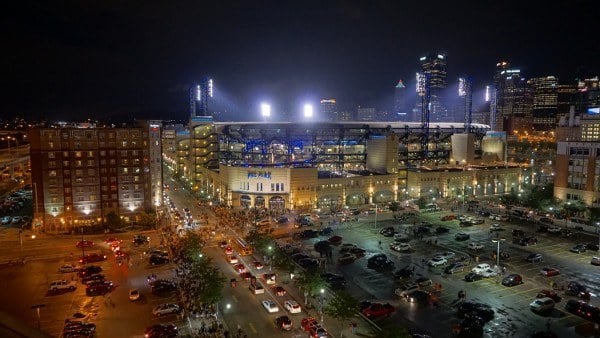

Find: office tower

[357,106,376,121]
[29,123,162,233]
[528,76,558,131]
[320,99,337,121]
[419,53,448,122]
[492,61,533,133]
[394,80,408,121]
[577,77,600,111]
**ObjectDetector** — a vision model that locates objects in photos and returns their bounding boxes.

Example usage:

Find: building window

[48,170,57,177]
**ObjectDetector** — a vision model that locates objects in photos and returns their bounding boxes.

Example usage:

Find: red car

[76,240,94,248]
[301,317,319,332]
[224,246,233,255]
[537,289,562,303]
[362,303,395,318]
[104,237,122,244]
[239,272,254,281]
[540,267,560,277]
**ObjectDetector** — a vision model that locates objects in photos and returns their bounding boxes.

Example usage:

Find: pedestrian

[378,240,382,248]
[412,265,416,273]
[351,321,357,333]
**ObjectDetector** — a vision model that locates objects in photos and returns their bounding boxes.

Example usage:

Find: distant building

[394,80,409,121]
[29,122,162,233]
[529,76,558,131]
[189,77,214,117]
[320,99,337,121]
[356,106,376,121]
[492,61,533,133]
[418,53,448,122]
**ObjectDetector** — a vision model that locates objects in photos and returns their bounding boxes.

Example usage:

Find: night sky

[3,0,599,122]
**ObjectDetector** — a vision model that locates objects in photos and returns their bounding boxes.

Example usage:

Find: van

[249,282,265,294]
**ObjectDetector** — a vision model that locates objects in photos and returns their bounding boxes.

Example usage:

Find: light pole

[596,222,600,250]
[492,238,506,271]
[319,288,325,322]
[374,203,378,228]
[268,246,273,271]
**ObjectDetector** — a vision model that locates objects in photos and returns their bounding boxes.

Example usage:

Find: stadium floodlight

[261,103,271,118]
[303,103,313,118]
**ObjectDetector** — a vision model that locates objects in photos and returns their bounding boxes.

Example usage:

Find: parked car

[455,232,470,241]
[379,227,396,237]
[395,283,420,297]
[362,302,395,318]
[59,263,80,273]
[414,276,432,287]
[444,262,465,274]
[49,280,77,291]
[480,268,498,278]
[78,265,102,277]
[150,255,169,265]
[530,297,555,313]
[540,267,560,277]
[393,267,414,280]
[519,236,538,246]
[537,289,562,303]
[367,254,395,271]
[468,242,483,251]
[441,214,456,221]
[427,256,447,267]
[464,272,484,282]
[570,244,587,253]
[390,243,412,252]
[327,235,343,245]
[152,303,181,316]
[526,253,544,263]
[471,263,491,274]
[435,226,450,234]
[502,274,523,287]
[404,290,431,304]
[85,281,113,296]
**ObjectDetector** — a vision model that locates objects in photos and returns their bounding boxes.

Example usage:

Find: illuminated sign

[587,107,600,115]
[247,171,271,179]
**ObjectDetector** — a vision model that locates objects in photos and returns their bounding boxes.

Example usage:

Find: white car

[468,242,484,251]
[489,223,502,231]
[49,280,77,291]
[530,297,555,312]
[480,268,498,278]
[284,300,301,313]
[58,263,79,273]
[1,216,11,225]
[472,263,491,274]
[262,300,280,313]
[427,256,447,267]
[547,226,561,233]
[228,256,239,264]
[390,243,412,252]
[152,303,180,316]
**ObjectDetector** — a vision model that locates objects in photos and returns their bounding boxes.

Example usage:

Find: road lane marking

[249,322,258,333]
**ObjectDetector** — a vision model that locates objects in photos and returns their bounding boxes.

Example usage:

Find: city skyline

[3,1,599,121]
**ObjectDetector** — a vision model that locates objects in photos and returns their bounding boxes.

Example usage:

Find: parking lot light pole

[596,222,600,249]
[492,238,506,270]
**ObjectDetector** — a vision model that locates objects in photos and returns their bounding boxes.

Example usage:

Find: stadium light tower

[261,103,271,120]
[303,103,314,119]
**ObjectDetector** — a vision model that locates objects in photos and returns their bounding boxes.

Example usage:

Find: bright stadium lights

[261,103,271,118]
[303,103,313,118]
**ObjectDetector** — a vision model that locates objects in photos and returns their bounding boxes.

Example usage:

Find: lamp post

[492,238,506,272]
[596,222,600,250]
[319,288,325,322]
[268,246,273,271]
[374,203,378,229]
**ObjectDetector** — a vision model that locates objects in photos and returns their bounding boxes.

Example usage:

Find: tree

[389,202,401,213]
[138,211,157,228]
[323,290,359,337]
[176,231,205,263]
[296,271,326,301]
[105,211,122,230]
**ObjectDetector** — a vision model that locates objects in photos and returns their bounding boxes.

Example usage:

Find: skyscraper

[419,53,448,122]
[394,80,408,121]
[492,61,533,133]
[320,99,337,121]
[529,76,558,131]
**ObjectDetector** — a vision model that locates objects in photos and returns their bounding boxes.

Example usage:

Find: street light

[268,246,273,271]
[492,238,506,271]
[319,288,325,322]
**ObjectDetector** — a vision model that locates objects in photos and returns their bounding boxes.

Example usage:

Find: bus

[235,238,253,256]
